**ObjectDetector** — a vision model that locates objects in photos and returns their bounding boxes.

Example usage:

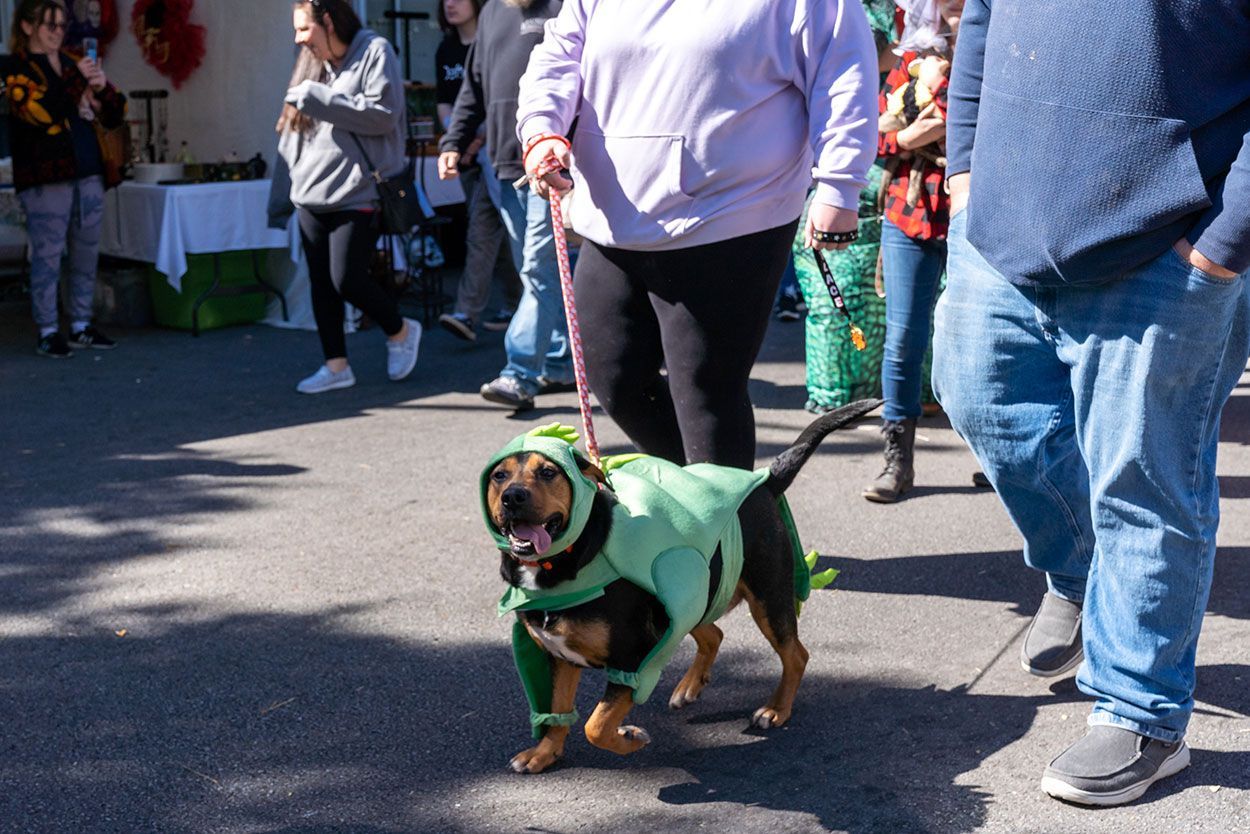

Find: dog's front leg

[510,658,581,774]
[584,684,650,755]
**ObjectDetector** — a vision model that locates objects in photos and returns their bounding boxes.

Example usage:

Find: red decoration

[131,0,206,89]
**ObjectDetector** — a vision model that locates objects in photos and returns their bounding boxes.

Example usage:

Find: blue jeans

[933,210,1250,742]
[495,181,571,392]
[881,219,946,422]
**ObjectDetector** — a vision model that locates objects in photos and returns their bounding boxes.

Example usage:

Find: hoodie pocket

[570,131,694,247]
[968,87,1211,285]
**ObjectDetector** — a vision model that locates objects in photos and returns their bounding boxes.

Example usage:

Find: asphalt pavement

[1,291,1247,834]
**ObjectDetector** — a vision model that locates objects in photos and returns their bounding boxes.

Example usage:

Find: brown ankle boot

[862,419,916,503]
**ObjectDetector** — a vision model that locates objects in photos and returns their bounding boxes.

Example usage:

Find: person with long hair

[2,0,125,357]
[269,0,421,394]
[517,1,878,468]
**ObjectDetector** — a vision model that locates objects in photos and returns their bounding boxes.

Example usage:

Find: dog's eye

[538,466,559,480]
[491,470,509,482]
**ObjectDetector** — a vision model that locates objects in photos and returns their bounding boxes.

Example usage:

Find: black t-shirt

[435,34,469,106]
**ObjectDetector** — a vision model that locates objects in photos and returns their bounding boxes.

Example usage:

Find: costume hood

[480,424,600,556]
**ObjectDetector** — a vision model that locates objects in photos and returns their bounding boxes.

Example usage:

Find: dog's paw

[668,684,701,710]
[509,746,560,774]
[750,706,791,729]
[617,725,651,751]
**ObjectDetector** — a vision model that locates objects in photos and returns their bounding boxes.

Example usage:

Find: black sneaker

[480,375,535,411]
[482,310,514,332]
[775,290,802,322]
[438,312,476,342]
[37,332,73,358]
[68,326,117,350]
[1040,726,1190,806]
[1021,592,1083,677]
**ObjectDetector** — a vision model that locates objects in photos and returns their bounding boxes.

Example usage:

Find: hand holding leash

[524,134,573,200]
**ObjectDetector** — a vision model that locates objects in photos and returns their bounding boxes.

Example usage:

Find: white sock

[40,325,58,337]
[71,321,90,334]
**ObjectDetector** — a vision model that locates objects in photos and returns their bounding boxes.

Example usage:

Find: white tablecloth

[101,165,463,294]
[100,180,299,292]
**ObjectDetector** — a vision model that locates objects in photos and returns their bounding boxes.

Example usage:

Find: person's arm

[515,0,587,148]
[285,43,403,136]
[438,38,486,177]
[945,0,990,213]
[1185,132,1250,276]
[801,0,879,249]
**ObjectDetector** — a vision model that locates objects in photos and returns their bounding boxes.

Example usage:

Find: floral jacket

[1,49,125,192]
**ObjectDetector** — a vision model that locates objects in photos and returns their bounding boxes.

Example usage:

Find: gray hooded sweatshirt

[268,29,406,227]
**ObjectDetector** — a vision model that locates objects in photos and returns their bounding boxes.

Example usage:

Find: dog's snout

[501,485,530,510]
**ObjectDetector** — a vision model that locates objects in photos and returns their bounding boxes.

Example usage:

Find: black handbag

[350,134,422,234]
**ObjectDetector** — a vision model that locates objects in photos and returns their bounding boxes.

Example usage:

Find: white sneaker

[387,318,422,381]
[296,364,356,394]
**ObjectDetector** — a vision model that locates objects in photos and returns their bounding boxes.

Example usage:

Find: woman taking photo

[271,0,421,394]
[2,0,124,358]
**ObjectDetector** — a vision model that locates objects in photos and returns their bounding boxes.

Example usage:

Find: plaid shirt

[878,52,950,241]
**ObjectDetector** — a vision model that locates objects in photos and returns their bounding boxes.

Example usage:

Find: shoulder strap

[348,133,383,183]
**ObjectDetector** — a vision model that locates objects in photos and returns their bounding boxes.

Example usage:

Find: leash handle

[535,156,601,466]
[811,248,867,351]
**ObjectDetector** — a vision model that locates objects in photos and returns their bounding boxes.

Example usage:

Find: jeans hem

[1044,576,1085,606]
[1087,711,1184,744]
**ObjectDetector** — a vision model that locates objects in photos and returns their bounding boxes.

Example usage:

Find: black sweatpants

[573,220,798,469]
[298,208,402,361]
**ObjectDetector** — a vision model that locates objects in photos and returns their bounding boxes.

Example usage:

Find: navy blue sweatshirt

[947,1,1250,286]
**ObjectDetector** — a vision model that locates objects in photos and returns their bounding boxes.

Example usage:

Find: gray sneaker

[480,375,535,411]
[1040,725,1190,806]
[296,365,356,394]
[1021,592,1083,677]
[387,318,422,381]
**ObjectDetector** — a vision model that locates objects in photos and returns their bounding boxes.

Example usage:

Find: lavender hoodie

[516,0,878,251]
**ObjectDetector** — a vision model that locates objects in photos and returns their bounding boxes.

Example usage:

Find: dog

[481,399,882,774]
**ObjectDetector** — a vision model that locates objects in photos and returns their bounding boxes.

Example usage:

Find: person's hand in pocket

[1174,238,1238,279]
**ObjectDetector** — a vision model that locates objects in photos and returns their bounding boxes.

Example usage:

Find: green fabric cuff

[530,709,579,731]
[605,668,639,689]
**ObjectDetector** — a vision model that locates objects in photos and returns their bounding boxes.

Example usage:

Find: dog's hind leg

[585,684,651,755]
[668,623,724,709]
[510,658,582,774]
[742,585,809,729]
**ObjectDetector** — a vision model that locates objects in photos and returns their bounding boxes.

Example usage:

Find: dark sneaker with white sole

[68,326,116,350]
[438,312,476,342]
[1041,725,1190,806]
[37,332,73,358]
[1021,592,1083,677]
[536,376,577,395]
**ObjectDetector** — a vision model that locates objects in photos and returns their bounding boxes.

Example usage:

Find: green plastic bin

[146,250,274,331]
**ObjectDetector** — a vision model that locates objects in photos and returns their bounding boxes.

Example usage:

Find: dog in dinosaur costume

[481,399,881,773]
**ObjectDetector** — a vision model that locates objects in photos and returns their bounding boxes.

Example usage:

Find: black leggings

[298,208,402,361]
[573,220,797,469]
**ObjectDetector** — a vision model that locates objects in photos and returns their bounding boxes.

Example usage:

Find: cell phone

[83,38,98,62]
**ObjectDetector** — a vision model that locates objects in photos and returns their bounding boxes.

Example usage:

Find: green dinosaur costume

[482,425,832,738]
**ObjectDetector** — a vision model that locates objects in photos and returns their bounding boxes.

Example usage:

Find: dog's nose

[501,486,530,509]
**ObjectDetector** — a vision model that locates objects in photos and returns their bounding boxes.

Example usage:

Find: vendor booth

[0,0,462,332]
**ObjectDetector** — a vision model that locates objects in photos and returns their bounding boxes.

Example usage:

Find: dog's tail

[766,398,883,497]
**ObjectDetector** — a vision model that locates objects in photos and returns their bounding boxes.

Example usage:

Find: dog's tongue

[513,523,553,556]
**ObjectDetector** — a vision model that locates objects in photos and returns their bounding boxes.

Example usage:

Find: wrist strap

[523,133,570,175]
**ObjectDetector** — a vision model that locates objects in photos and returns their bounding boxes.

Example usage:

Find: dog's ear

[574,453,607,486]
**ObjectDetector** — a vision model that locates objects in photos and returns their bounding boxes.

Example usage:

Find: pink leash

[533,157,601,466]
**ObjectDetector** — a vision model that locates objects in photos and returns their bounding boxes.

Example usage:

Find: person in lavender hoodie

[516,0,878,469]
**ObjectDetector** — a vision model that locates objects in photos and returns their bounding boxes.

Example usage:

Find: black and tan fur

[485,399,881,773]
